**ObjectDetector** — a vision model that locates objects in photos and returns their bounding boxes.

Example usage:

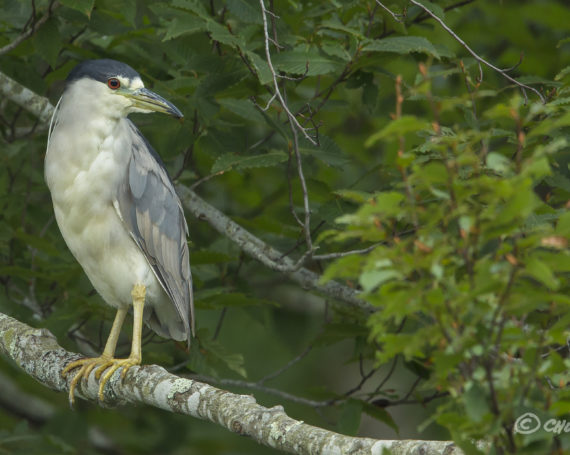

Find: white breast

[45,87,164,309]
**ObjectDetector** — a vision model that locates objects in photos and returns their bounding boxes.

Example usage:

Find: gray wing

[115,120,194,343]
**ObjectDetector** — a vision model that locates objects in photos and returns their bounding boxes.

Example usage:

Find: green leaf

[59,0,95,16]
[217,98,264,122]
[246,51,273,85]
[162,14,206,41]
[486,152,513,175]
[171,0,209,17]
[359,269,403,292]
[314,323,369,346]
[556,211,570,236]
[226,0,262,24]
[14,229,60,257]
[199,334,248,378]
[365,116,430,146]
[464,383,490,423]
[272,50,342,76]
[524,256,559,290]
[299,135,349,168]
[211,151,288,173]
[338,399,362,436]
[362,402,398,432]
[320,19,364,39]
[34,18,62,68]
[363,36,440,59]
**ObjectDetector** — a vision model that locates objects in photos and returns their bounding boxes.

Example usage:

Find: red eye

[107,78,120,89]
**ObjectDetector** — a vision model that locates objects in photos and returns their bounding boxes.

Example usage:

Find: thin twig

[0,1,59,56]
[258,0,318,145]
[313,244,380,261]
[374,0,404,22]
[408,0,545,104]
[258,344,313,385]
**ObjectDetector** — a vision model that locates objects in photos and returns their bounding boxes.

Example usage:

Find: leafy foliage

[1,0,569,454]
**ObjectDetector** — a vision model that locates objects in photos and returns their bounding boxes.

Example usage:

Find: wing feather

[115,120,194,343]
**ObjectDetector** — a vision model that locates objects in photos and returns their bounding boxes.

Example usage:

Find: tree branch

[0,311,467,455]
[0,71,54,124]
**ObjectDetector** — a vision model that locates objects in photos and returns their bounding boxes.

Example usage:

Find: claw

[62,356,140,406]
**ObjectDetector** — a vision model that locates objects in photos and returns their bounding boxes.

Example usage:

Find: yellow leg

[61,284,146,406]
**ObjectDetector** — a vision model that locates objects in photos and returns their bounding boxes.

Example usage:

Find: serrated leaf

[162,14,206,41]
[320,19,364,39]
[206,19,245,47]
[59,0,95,16]
[272,50,342,76]
[199,334,248,377]
[211,151,288,173]
[171,0,209,18]
[217,98,264,122]
[363,36,440,59]
[246,51,273,85]
[299,135,349,168]
[226,0,262,24]
[524,256,559,290]
[34,18,62,68]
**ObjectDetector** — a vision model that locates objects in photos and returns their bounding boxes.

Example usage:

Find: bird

[45,59,194,405]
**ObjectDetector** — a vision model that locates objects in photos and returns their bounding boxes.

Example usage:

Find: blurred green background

[1,0,569,453]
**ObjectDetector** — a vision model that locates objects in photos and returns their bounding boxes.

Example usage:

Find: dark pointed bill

[124,87,183,119]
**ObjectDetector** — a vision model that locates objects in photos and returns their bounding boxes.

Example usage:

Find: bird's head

[64,59,183,119]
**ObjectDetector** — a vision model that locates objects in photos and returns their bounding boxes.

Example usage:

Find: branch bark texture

[0,71,53,123]
[0,311,463,455]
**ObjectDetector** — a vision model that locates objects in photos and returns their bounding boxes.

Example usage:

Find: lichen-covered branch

[0,311,466,455]
[0,71,54,123]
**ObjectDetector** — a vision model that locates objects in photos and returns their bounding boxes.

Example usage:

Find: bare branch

[313,244,380,261]
[0,311,470,455]
[408,0,545,104]
[0,1,59,56]
[374,0,405,22]
[258,0,318,145]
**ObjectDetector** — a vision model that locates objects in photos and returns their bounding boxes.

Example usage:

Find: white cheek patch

[129,77,145,90]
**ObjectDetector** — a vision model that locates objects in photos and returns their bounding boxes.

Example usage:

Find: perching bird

[45,59,194,405]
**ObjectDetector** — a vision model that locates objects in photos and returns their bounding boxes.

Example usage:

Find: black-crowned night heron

[45,59,194,405]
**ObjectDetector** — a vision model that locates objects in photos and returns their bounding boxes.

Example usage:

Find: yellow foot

[62,356,141,406]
